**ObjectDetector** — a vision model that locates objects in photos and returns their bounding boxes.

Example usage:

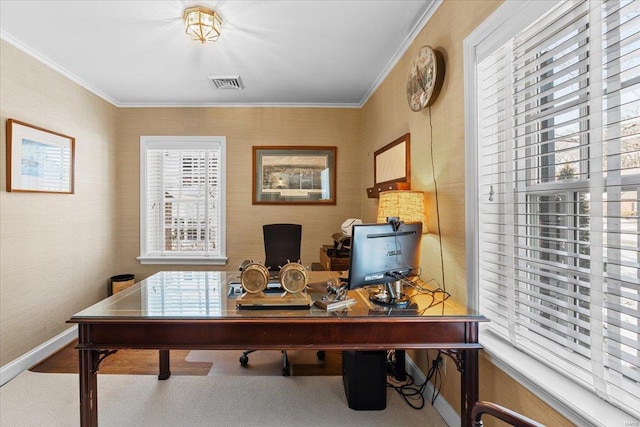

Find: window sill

[480,327,637,426]
[137,256,228,266]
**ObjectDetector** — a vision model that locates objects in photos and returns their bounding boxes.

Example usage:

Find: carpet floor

[0,370,447,426]
[185,349,341,376]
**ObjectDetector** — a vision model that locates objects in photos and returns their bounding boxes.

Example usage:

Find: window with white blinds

[473,0,640,420]
[138,136,227,265]
[142,272,223,316]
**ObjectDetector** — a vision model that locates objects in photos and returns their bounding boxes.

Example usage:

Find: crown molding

[117,102,361,109]
[1,30,120,107]
[358,0,443,106]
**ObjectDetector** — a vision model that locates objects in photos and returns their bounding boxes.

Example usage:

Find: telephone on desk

[331,232,351,254]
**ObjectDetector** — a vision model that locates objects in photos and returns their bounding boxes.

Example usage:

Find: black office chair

[262,223,302,278]
[239,223,302,376]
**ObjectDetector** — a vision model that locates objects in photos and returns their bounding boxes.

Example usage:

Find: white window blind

[143,272,223,316]
[476,0,640,419]
[139,136,227,265]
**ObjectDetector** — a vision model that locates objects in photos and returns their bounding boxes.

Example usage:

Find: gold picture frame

[6,119,75,194]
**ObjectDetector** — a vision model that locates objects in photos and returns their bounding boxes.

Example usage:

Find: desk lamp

[375,190,426,305]
[376,190,427,232]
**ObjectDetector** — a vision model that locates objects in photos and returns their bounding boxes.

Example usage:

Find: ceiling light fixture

[183,6,222,43]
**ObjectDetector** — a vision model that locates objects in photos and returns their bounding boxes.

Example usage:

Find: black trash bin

[110,274,135,295]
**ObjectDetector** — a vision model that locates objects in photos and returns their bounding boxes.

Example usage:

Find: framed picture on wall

[252,146,336,205]
[6,119,75,194]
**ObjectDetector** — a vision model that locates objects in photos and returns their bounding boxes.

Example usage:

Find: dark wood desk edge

[72,317,484,427]
[68,315,488,324]
[71,319,483,354]
[74,343,484,350]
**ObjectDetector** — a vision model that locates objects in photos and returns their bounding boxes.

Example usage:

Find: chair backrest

[263,224,302,275]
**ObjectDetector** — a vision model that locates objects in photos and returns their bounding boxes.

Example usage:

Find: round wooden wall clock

[406,45,444,111]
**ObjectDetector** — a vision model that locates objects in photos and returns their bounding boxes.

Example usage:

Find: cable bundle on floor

[385,350,444,410]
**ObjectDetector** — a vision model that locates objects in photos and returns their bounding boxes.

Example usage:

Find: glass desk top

[71,271,483,320]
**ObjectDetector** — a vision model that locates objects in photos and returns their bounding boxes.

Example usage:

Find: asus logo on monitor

[387,250,402,256]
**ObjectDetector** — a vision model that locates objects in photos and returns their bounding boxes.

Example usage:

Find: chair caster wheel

[239,355,249,366]
[317,351,326,360]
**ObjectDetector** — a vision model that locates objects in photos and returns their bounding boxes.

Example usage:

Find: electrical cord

[385,350,445,410]
[374,109,451,311]
[392,274,450,312]
[428,106,447,297]
[382,110,450,406]
[429,351,444,405]
[373,273,450,311]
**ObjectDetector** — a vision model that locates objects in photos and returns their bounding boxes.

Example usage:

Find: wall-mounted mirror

[367,133,410,198]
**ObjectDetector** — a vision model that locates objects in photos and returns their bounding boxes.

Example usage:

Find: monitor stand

[369,280,410,308]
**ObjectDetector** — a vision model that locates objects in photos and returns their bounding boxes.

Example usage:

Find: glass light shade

[184,6,222,43]
[376,190,427,233]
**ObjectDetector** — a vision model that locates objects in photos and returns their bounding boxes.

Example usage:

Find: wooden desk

[319,245,350,271]
[68,271,487,426]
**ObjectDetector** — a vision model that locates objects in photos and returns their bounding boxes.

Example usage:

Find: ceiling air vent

[208,75,244,90]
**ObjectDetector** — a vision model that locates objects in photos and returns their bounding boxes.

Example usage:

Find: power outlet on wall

[436,355,445,375]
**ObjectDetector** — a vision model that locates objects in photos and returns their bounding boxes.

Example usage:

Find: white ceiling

[0,0,439,107]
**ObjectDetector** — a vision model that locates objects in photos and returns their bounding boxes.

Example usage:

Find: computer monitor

[347,221,422,307]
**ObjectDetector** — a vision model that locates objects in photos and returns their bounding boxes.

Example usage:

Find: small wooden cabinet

[110,274,135,295]
[319,245,350,271]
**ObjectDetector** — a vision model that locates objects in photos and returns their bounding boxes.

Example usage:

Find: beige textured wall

[361,1,572,425]
[116,107,361,280]
[0,40,118,365]
[0,2,576,423]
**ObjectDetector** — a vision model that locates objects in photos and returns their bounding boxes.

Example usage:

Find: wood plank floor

[30,340,342,376]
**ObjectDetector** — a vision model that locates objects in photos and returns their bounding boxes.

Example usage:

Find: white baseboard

[405,354,460,427]
[0,325,77,386]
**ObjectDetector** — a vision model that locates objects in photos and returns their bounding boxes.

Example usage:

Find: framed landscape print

[252,146,336,205]
[6,119,75,194]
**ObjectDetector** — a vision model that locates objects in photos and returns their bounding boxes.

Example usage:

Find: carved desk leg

[441,324,480,427]
[158,349,171,380]
[462,348,480,427]
[79,348,97,427]
[78,325,117,427]
[462,323,480,427]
